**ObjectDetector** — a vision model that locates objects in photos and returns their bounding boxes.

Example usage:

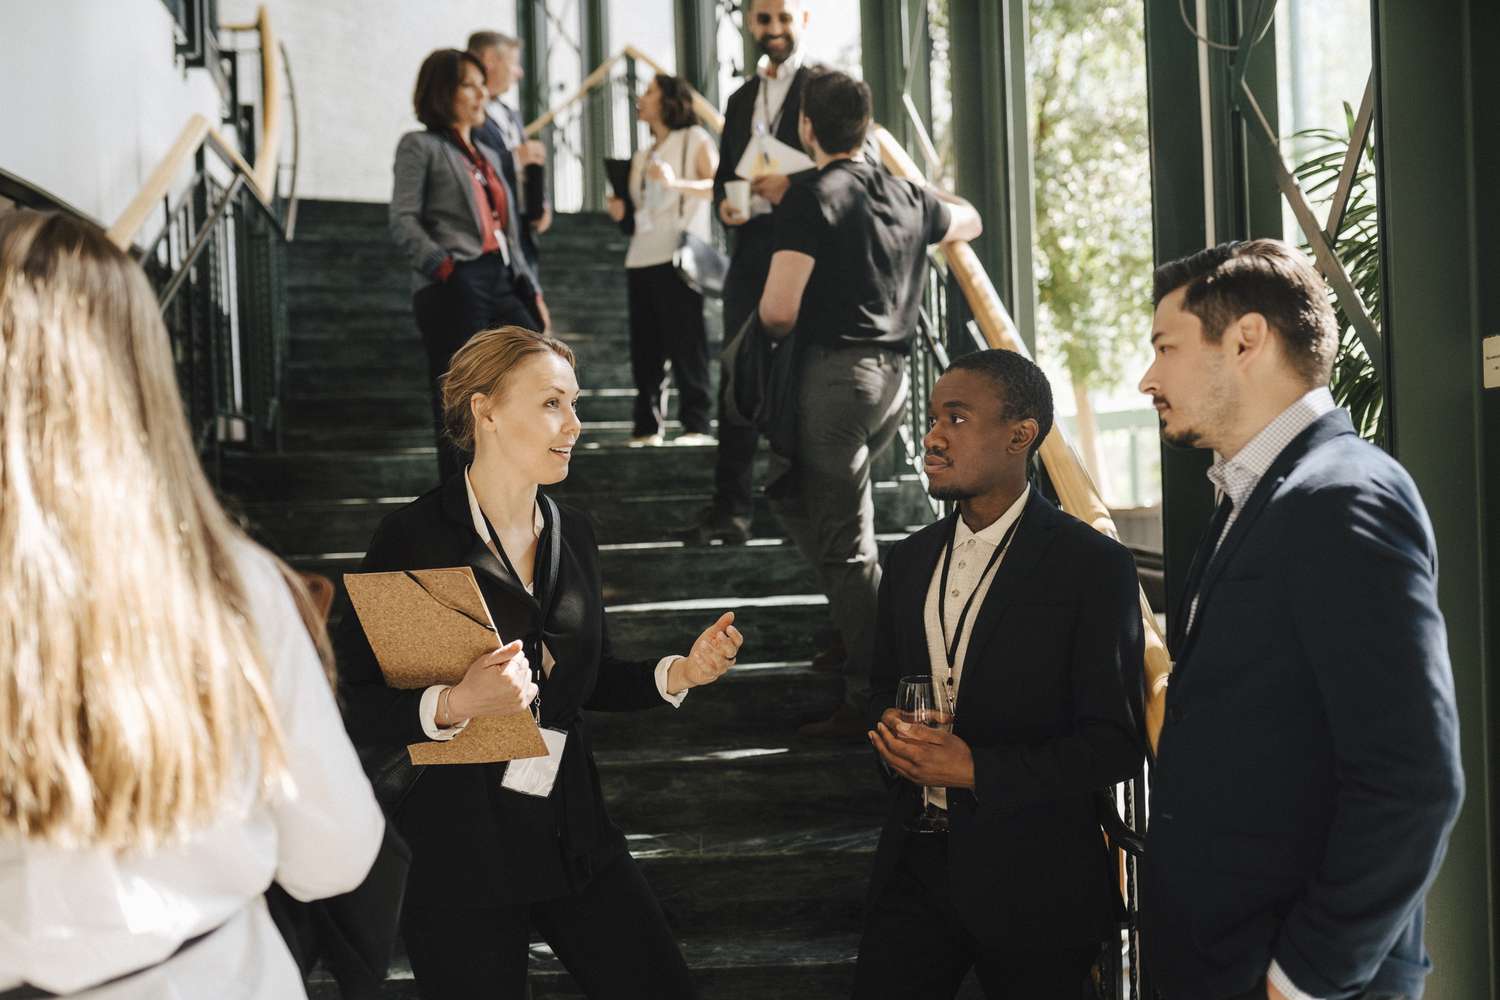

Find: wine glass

[896,675,935,727]
[895,676,953,833]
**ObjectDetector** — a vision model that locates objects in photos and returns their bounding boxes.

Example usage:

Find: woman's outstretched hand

[444,640,537,723]
[667,612,743,694]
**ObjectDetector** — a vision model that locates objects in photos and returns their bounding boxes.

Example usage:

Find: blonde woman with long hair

[0,210,383,999]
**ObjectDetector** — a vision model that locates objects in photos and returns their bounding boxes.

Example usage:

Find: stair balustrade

[102,5,300,479]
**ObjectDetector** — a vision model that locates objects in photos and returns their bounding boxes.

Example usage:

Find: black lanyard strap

[936,509,1025,676]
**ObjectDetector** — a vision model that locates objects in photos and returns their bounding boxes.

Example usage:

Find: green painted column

[947,0,1036,354]
[674,0,719,106]
[859,0,928,152]
[581,0,612,209]
[517,0,549,125]
[1141,0,1279,619]
[1372,1,1499,994]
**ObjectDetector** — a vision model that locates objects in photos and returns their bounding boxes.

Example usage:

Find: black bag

[720,311,801,460]
[265,822,412,1000]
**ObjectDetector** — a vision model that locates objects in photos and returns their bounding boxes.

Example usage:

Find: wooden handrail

[108,6,288,252]
[250,6,282,197]
[106,114,268,251]
[518,45,1173,748]
[873,130,1173,751]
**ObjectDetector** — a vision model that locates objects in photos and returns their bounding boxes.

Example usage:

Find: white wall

[0,0,225,225]
[218,0,518,204]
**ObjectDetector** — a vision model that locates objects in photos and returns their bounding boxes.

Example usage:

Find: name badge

[500,726,566,797]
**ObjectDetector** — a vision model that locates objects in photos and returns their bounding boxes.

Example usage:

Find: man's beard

[929,484,977,502]
[757,34,796,64]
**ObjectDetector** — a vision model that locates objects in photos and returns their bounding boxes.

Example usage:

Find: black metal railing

[135,142,289,479]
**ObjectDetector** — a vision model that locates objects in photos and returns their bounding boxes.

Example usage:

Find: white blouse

[624,125,715,270]
[0,540,385,999]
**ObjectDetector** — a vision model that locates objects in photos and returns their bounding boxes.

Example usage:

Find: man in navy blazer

[469,31,549,283]
[1138,240,1464,1000]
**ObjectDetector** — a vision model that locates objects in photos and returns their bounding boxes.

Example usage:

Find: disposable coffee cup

[725,180,751,217]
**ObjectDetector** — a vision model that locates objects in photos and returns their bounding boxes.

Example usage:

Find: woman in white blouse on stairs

[0,210,383,1000]
[606,74,719,447]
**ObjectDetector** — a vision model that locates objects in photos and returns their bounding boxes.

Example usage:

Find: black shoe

[670,506,752,546]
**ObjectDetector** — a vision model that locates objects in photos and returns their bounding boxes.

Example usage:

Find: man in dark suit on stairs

[673,0,815,548]
[857,349,1145,998]
[468,30,550,284]
[1138,240,1464,1000]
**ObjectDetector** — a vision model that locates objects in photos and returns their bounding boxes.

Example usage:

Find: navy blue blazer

[474,103,543,282]
[1142,409,1464,999]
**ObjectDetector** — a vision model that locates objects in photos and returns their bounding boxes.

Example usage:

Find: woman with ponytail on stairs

[336,325,744,999]
[0,210,383,999]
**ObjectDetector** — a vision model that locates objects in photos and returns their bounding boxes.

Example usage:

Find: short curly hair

[945,349,1055,460]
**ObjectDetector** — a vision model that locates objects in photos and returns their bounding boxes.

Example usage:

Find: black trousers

[711,222,775,517]
[626,263,711,437]
[401,852,695,1000]
[412,254,538,482]
[852,834,1099,1000]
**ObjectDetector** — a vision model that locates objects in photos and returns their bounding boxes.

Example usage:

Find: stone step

[221,439,774,501]
[279,386,650,432]
[327,593,831,668]
[293,535,899,607]
[596,744,885,844]
[284,353,703,400]
[306,930,871,999]
[604,595,831,667]
[586,662,846,750]
[239,478,935,556]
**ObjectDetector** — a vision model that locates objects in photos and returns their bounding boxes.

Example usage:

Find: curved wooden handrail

[223,6,283,198]
[106,114,268,251]
[520,45,1173,749]
[110,6,288,252]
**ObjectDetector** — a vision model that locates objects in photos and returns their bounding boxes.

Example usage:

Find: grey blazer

[388,129,539,294]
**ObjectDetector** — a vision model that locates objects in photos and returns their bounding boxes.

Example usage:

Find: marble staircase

[223,201,961,998]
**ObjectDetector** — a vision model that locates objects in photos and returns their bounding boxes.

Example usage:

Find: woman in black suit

[335,326,743,999]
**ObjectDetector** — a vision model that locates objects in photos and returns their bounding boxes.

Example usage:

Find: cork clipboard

[344,567,548,765]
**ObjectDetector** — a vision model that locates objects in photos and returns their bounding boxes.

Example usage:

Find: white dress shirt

[921,487,1029,809]
[747,50,804,218]
[1185,387,1336,635]
[0,540,384,999]
[420,471,686,739]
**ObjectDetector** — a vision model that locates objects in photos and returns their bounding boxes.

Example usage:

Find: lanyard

[936,509,1025,703]
[757,71,791,138]
[480,503,549,718]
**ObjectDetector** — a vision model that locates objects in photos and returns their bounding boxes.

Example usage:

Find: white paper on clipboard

[734,134,815,181]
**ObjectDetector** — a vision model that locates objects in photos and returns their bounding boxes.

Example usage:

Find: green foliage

[1289,106,1385,443]
[1027,0,1154,391]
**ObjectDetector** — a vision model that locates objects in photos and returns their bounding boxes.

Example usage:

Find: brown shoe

[797,703,868,741]
[809,636,847,673]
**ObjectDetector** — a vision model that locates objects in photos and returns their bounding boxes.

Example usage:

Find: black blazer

[335,474,672,908]
[474,104,543,282]
[867,491,1145,952]
[712,65,814,244]
[1142,410,1464,1000]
